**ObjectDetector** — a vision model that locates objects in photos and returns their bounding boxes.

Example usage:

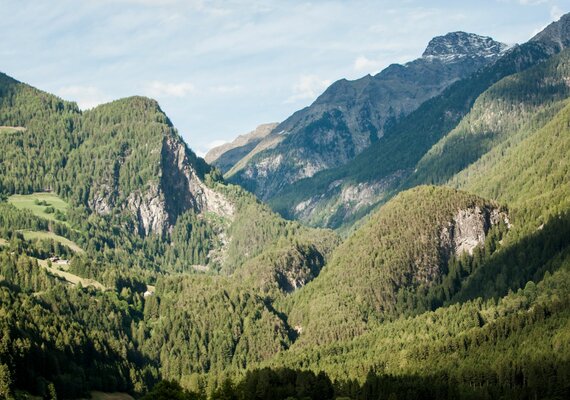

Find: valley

[0,9,569,400]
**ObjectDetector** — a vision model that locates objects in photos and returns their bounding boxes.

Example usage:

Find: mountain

[205,122,278,173]
[225,32,508,200]
[0,71,340,397]
[270,14,570,230]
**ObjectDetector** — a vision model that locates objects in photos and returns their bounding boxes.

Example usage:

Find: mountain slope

[284,186,508,346]
[270,15,570,230]
[0,71,342,397]
[205,123,278,173]
[227,32,508,200]
[407,48,570,190]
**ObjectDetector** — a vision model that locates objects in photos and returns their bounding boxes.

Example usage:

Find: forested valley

[0,11,570,400]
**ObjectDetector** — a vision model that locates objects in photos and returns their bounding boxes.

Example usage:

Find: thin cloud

[353,56,385,74]
[210,84,242,94]
[518,0,548,4]
[57,85,110,110]
[550,5,564,20]
[145,81,195,98]
[286,75,331,103]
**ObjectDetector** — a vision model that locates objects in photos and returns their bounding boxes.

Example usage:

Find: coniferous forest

[1,8,570,400]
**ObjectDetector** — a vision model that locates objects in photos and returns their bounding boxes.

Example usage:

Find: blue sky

[0,0,567,155]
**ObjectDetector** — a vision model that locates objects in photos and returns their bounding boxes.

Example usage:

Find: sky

[0,0,567,156]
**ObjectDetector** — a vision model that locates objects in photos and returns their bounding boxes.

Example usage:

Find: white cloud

[518,0,548,4]
[145,81,195,97]
[286,75,331,103]
[550,5,564,20]
[57,85,110,110]
[210,84,242,94]
[353,56,385,74]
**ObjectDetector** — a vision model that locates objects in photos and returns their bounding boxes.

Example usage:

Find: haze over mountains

[0,11,569,400]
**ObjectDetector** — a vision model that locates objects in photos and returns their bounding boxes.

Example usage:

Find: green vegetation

[36,258,106,290]
[20,230,83,253]
[2,18,570,399]
[269,41,557,229]
[408,48,570,189]
[8,192,69,224]
[284,186,508,346]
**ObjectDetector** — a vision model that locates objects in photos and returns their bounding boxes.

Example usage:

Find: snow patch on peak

[422,32,509,63]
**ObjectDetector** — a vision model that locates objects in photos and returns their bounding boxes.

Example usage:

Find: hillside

[284,186,509,345]
[226,32,508,200]
[0,71,340,398]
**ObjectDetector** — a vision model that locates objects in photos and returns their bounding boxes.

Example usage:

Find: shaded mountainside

[270,16,570,230]
[226,32,508,200]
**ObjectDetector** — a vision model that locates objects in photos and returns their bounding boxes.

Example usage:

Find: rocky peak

[422,32,509,62]
[530,12,570,52]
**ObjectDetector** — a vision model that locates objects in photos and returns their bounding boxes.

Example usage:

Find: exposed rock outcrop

[128,134,234,236]
[440,206,509,257]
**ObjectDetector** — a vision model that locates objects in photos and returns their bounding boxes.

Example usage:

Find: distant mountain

[205,122,278,173]
[270,13,570,230]
[529,12,570,51]
[225,32,508,200]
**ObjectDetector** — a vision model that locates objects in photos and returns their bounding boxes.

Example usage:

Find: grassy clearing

[0,238,7,246]
[37,259,105,290]
[21,230,84,253]
[0,126,26,134]
[8,192,70,225]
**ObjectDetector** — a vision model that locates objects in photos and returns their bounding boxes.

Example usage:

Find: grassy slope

[453,99,570,227]
[8,192,69,224]
[21,230,83,253]
[36,258,105,290]
[408,49,570,189]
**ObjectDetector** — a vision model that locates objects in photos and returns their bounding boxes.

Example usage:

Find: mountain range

[0,12,569,400]
[208,32,509,200]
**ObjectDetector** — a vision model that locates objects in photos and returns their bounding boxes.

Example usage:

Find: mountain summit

[422,31,509,62]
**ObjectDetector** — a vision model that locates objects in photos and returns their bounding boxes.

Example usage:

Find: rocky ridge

[205,123,278,173]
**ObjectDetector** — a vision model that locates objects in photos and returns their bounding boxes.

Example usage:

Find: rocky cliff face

[77,97,235,237]
[423,32,509,62]
[440,206,509,258]
[530,12,570,52]
[128,133,234,236]
[228,32,508,201]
